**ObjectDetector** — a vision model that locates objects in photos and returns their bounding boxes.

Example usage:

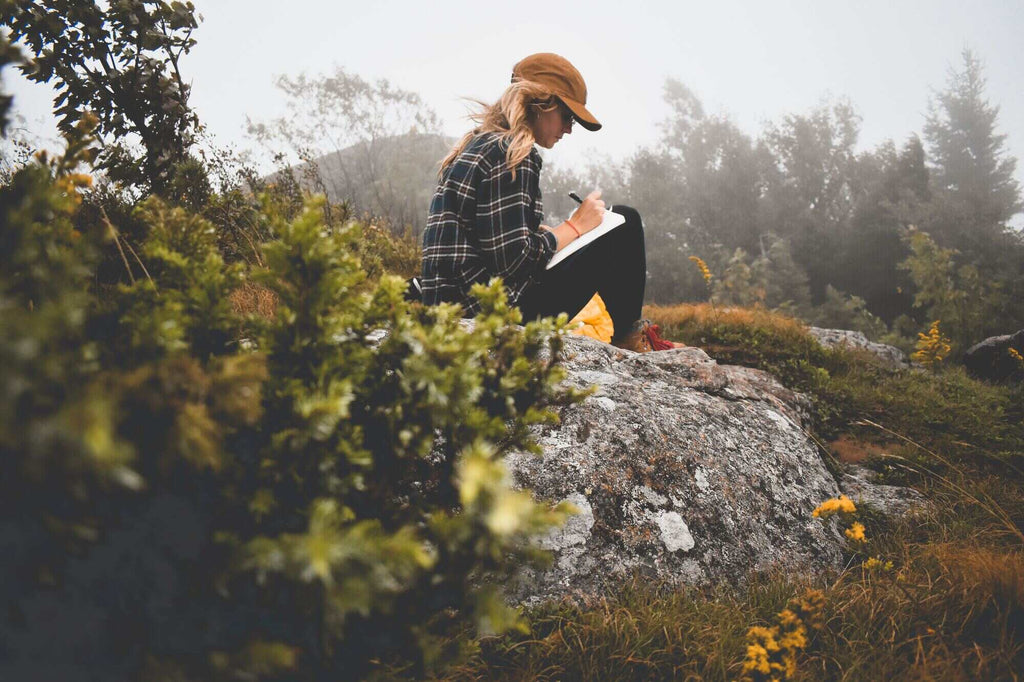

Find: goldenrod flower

[741,592,822,681]
[812,494,856,519]
[845,522,866,543]
[689,256,713,286]
[743,642,772,676]
[912,320,951,369]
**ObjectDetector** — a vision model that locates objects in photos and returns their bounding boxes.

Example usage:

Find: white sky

[6,0,1024,223]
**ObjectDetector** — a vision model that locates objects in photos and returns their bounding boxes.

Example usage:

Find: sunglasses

[560,105,575,129]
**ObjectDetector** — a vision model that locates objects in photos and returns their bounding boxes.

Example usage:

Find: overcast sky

[6,0,1024,222]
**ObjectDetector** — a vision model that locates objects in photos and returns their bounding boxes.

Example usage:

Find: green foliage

[713,247,762,307]
[811,285,887,340]
[924,48,1022,238]
[603,60,1023,342]
[1,117,583,678]
[899,229,994,353]
[755,237,812,315]
[6,0,201,193]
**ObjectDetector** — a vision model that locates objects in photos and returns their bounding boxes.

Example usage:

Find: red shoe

[613,319,685,352]
[643,321,686,350]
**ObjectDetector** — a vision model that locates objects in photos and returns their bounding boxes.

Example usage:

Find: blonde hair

[439,79,559,181]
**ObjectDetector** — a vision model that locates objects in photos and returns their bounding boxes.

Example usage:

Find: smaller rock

[809,327,910,368]
[963,330,1024,383]
[839,464,930,517]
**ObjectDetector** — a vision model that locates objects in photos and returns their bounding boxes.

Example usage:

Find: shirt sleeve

[472,156,557,289]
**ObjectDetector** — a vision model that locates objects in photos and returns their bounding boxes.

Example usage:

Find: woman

[420,52,679,352]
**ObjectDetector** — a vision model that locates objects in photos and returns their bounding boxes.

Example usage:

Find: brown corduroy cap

[511,53,602,131]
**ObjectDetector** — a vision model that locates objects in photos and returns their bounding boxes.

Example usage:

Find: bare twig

[121,237,152,284]
[103,209,135,285]
[100,206,153,286]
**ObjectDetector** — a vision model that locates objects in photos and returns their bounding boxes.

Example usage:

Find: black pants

[517,205,646,342]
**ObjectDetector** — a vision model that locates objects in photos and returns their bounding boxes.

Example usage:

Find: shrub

[1,126,581,678]
[810,285,888,340]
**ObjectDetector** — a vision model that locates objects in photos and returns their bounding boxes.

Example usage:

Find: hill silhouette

[280,132,452,238]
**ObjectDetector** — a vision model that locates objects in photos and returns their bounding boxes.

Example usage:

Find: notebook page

[545,209,626,270]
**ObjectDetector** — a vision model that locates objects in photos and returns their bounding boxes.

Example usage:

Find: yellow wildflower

[792,589,826,633]
[912,320,951,368]
[741,591,823,681]
[863,556,894,571]
[777,626,807,652]
[845,522,866,543]
[689,255,713,286]
[812,494,856,519]
[1009,347,1024,368]
[743,642,772,676]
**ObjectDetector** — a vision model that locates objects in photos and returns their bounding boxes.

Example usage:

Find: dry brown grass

[228,281,278,319]
[930,544,1024,616]
[829,436,892,464]
[644,302,812,342]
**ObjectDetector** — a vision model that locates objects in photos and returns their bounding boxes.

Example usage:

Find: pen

[569,191,612,213]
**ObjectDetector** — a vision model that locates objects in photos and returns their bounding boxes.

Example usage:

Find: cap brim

[557,96,601,131]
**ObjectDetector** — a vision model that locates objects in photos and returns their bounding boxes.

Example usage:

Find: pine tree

[923,49,1022,258]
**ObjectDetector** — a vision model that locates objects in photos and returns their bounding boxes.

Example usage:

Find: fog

[7,0,1024,222]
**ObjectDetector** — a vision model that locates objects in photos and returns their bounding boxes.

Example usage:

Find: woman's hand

[570,189,605,233]
[544,189,608,253]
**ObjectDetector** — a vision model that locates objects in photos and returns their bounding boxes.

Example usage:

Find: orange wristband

[565,219,581,239]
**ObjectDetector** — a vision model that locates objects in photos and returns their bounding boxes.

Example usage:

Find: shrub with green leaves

[1,121,580,679]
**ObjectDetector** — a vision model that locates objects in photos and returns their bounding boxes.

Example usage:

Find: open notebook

[546,208,626,270]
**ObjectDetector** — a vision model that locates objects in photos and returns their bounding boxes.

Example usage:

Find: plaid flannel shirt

[421,132,557,315]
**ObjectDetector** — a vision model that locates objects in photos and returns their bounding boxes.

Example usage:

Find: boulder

[808,326,909,368]
[963,330,1024,383]
[507,335,917,604]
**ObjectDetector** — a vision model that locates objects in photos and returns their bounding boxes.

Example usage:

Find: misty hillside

[281,131,452,237]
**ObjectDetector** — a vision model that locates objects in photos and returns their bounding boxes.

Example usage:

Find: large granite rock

[507,335,915,604]
[963,330,1024,383]
[808,326,909,368]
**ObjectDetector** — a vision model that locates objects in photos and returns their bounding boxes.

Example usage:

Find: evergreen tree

[833,136,928,324]
[923,48,1022,263]
[713,248,760,307]
[755,236,812,315]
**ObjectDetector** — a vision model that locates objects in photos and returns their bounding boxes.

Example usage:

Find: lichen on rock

[506,334,915,604]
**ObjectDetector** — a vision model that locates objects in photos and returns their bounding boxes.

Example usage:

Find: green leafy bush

[1,123,580,679]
